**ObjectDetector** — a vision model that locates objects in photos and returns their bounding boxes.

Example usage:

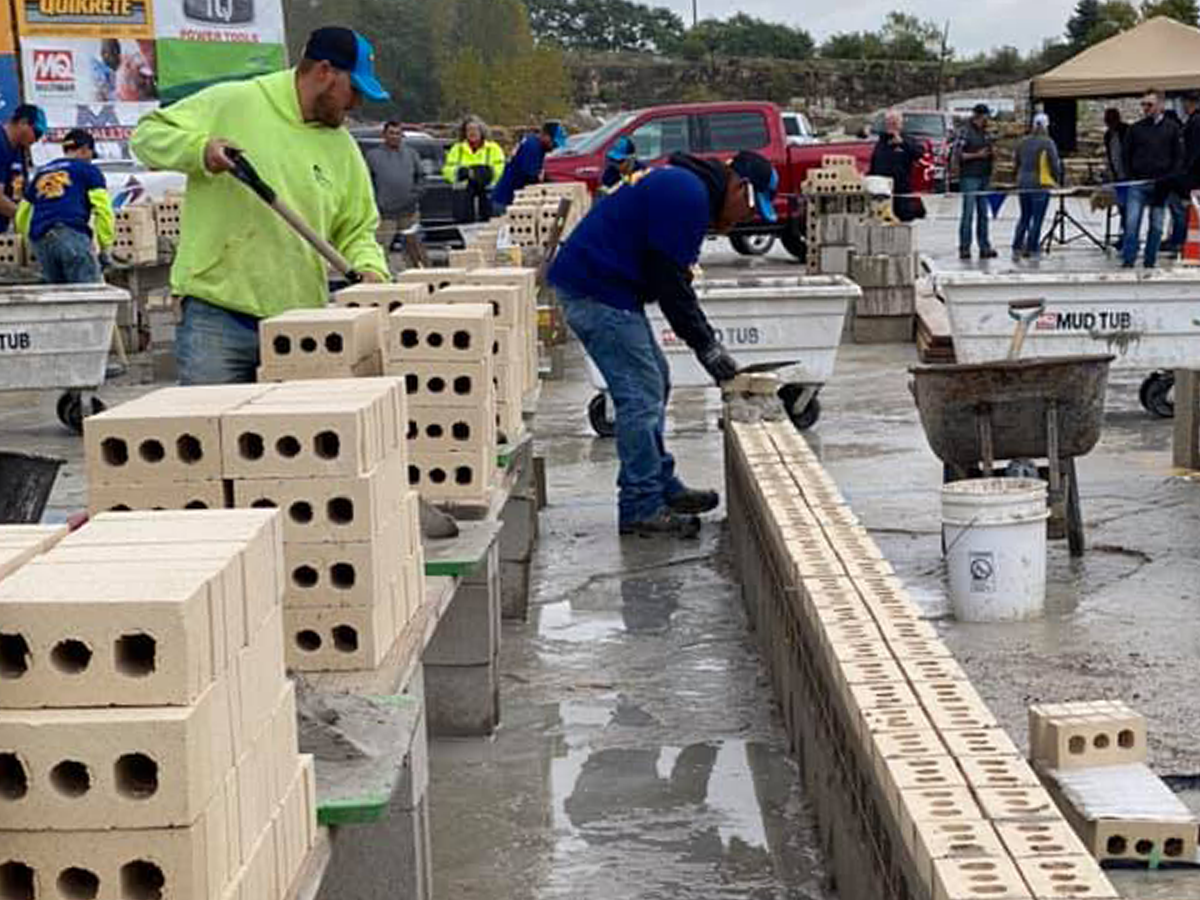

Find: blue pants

[1167,191,1188,248]
[1012,191,1050,256]
[176,297,261,385]
[34,226,101,284]
[958,175,992,252]
[1122,183,1166,267]
[560,291,685,526]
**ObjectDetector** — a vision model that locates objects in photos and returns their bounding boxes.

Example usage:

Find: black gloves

[699,343,739,384]
[456,167,469,182]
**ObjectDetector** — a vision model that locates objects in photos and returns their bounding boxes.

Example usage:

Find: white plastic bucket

[942,478,1049,622]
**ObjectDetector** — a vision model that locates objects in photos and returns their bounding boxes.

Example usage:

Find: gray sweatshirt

[1015,134,1064,190]
[366,144,423,216]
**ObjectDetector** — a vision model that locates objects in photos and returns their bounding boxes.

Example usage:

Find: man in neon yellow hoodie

[131,27,391,384]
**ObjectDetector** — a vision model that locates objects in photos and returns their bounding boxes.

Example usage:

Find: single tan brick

[257,350,383,383]
[282,520,405,609]
[86,409,226,485]
[88,479,228,515]
[1015,855,1119,899]
[284,603,398,672]
[881,755,967,824]
[1029,700,1147,770]
[903,656,970,683]
[384,358,495,408]
[0,677,232,829]
[334,282,427,313]
[406,404,496,453]
[994,821,1091,858]
[408,450,494,505]
[913,820,1006,897]
[389,303,494,363]
[860,705,933,737]
[958,756,1041,791]
[941,729,1022,759]
[974,785,1060,821]
[260,307,383,370]
[933,856,1031,900]
[915,681,1000,732]
[899,786,986,857]
[429,284,523,326]
[394,267,472,296]
[1079,818,1197,864]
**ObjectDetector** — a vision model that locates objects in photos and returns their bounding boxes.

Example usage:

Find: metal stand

[1041,191,1109,255]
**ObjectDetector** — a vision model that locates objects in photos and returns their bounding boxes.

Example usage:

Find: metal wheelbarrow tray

[910,354,1115,556]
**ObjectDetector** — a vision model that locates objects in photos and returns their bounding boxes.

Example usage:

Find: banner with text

[21,36,157,104]
[156,36,281,102]
[32,100,158,162]
[16,0,155,39]
[153,0,283,44]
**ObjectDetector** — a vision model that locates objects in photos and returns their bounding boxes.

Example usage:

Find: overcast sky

[650,0,1080,55]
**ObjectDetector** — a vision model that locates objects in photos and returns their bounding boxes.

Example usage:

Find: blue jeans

[34,226,101,284]
[560,290,685,526]
[959,175,992,252]
[1012,191,1050,256]
[1122,183,1166,267]
[1167,191,1188,248]
[176,297,261,385]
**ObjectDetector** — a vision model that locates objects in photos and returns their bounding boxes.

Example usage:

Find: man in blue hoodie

[492,121,566,212]
[549,150,778,538]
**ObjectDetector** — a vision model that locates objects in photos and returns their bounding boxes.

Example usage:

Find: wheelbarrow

[910,354,1114,555]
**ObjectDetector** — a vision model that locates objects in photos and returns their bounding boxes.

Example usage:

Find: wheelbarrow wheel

[779,384,821,431]
[57,391,105,435]
[1139,371,1174,419]
[587,392,615,438]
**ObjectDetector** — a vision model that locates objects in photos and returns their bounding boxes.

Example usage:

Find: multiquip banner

[21,36,156,103]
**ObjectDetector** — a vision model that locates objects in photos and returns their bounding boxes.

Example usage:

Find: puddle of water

[536,600,624,643]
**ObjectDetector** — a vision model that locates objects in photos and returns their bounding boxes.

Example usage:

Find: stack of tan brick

[0,523,67,579]
[257,307,386,381]
[154,196,182,246]
[114,206,158,265]
[0,509,316,900]
[387,303,496,507]
[726,420,1121,900]
[83,379,425,673]
[502,182,590,252]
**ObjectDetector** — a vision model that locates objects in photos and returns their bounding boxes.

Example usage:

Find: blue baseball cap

[12,104,46,139]
[731,150,778,223]
[304,27,389,102]
[607,136,636,163]
[543,121,568,149]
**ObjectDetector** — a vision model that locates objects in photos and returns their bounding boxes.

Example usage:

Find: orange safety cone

[1181,191,1200,266]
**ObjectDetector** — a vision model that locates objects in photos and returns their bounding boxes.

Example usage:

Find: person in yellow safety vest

[443,116,505,223]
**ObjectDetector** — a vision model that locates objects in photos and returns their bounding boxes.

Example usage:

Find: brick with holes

[384,358,495,409]
[912,820,1006,896]
[0,677,232,829]
[393,267,471,296]
[428,284,523,327]
[408,449,495,505]
[88,479,227,516]
[1028,700,1147,770]
[406,404,496,453]
[1014,855,1118,899]
[932,855,1031,900]
[284,602,398,671]
[232,454,407,543]
[334,282,427,314]
[388,303,495,364]
[897,786,985,857]
[259,307,384,372]
[84,384,270,484]
[282,517,406,609]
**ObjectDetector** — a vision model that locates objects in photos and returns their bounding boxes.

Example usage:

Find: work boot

[619,509,701,539]
[959,248,972,260]
[979,247,999,259]
[666,487,719,515]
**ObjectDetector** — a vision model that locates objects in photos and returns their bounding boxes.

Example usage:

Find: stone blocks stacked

[504,182,590,252]
[725,421,1121,900]
[388,303,496,506]
[849,222,918,343]
[0,509,315,900]
[154,197,182,244]
[258,307,385,381]
[83,380,424,673]
[114,206,158,265]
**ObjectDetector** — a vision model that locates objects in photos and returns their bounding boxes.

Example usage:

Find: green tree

[525,0,684,52]
[880,12,942,61]
[1141,0,1200,22]
[819,31,887,60]
[1088,0,1140,41]
[1066,0,1102,46]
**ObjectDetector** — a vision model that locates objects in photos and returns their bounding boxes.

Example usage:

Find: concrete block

[430,284,523,327]
[406,404,496,453]
[816,212,861,246]
[1014,856,1118,899]
[932,856,1031,900]
[995,821,1092,859]
[859,286,917,317]
[393,267,471,296]
[408,450,494,505]
[388,303,495,363]
[0,789,225,900]
[88,479,227,515]
[221,390,402,480]
[866,222,915,256]
[1029,701,1147,770]
[384,359,494,408]
[424,575,497,666]
[282,521,405,609]
[260,307,383,371]
[940,729,1022,759]
[957,756,1041,791]
[913,821,1006,897]
[853,313,915,344]
[335,282,427,314]
[0,560,217,708]
[974,785,1060,820]
[232,455,406,544]
[818,245,852,275]
[425,661,498,737]
[0,678,232,830]
[284,603,397,672]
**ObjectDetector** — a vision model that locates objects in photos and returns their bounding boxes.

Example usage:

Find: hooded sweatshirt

[131,69,389,319]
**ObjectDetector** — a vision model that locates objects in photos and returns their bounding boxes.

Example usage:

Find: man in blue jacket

[549,150,778,538]
[493,121,566,211]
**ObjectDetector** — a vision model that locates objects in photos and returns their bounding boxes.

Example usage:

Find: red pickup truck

[543,101,921,261]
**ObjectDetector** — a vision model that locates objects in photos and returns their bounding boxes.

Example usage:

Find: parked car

[544,101,908,261]
[871,109,955,191]
[781,110,817,146]
[350,127,460,240]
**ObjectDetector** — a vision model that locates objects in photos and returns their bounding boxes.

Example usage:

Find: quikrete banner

[17,0,155,39]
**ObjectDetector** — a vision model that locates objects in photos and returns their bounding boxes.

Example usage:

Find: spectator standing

[868,109,926,222]
[16,128,113,284]
[492,121,566,213]
[1121,89,1182,269]
[954,103,997,260]
[366,120,423,255]
[1163,106,1189,253]
[1103,107,1130,246]
[1011,113,1063,260]
[442,116,504,223]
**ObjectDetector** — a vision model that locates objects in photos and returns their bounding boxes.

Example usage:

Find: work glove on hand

[699,343,739,384]
[456,167,470,182]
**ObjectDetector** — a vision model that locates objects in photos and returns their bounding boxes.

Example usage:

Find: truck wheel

[587,392,616,438]
[780,228,807,262]
[730,234,776,256]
